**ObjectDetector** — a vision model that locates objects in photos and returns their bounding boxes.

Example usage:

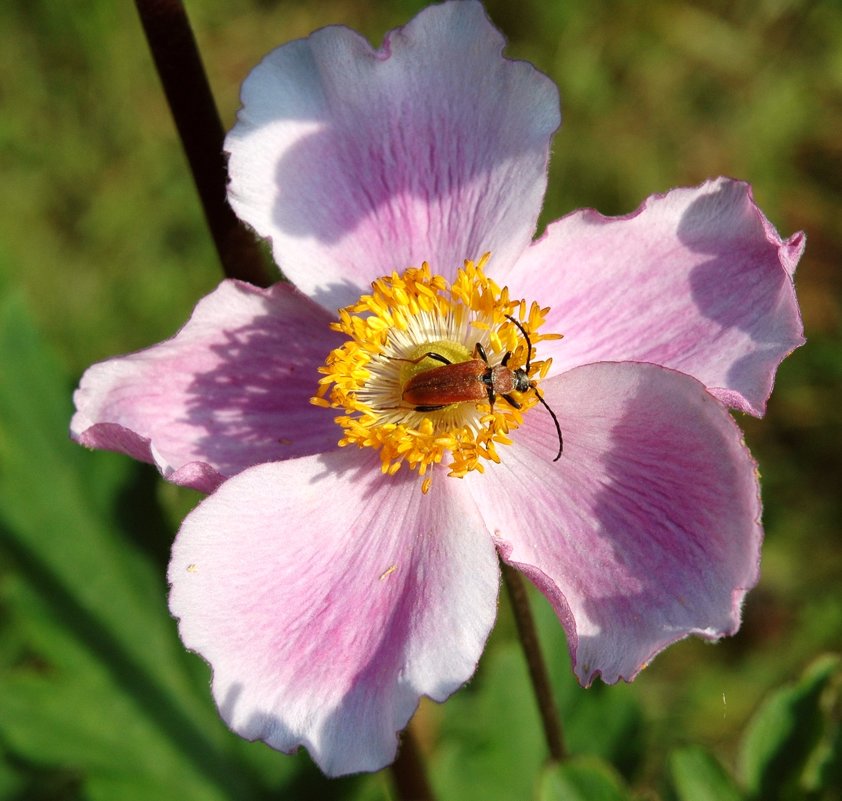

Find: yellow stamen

[313,255,560,482]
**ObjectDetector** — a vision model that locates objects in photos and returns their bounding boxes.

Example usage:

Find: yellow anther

[312,257,560,484]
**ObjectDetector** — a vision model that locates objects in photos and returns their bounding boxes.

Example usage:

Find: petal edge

[470,361,763,685]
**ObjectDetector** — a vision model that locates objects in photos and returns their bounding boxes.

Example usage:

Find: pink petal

[466,361,762,685]
[168,450,499,776]
[71,280,342,493]
[507,178,804,415]
[226,0,560,310]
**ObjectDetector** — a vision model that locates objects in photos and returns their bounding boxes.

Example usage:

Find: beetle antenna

[503,314,563,460]
[504,314,533,371]
[533,388,564,461]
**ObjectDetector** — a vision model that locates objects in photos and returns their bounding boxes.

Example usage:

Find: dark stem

[391,721,437,801]
[501,561,566,763]
[134,0,271,287]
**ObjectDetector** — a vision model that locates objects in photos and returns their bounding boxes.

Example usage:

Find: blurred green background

[0,1,839,799]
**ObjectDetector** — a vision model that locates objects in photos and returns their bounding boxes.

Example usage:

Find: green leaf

[530,577,645,777]
[431,576,646,801]
[432,642,546,801]
[809,713,842,799]
[538,756,632,801]
[739,654,841,801]
[0,291,293,799]
[668,746,744,801]
[0,755,26,800]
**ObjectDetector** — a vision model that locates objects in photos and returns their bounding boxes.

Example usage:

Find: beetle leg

[412,404,448,412]
[485,382,497,410]
[391,352,452,366]
[473,342,489,365]
[501,393,522,410]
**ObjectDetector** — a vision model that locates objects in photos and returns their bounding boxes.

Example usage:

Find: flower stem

[133,0,270,288]
[391,720,437,801]
[501,561,566,763]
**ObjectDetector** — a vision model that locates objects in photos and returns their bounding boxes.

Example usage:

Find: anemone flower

[71,0,804,777]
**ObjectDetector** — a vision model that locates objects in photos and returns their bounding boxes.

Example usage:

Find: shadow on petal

[570,378,761,684]
[181,312,342,479]
[680,183,784,336]
[226,2,561,306]
[679,181,804,406]
[309,447,422,503]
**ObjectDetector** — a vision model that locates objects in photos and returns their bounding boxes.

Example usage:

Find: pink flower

[71,0,804,777]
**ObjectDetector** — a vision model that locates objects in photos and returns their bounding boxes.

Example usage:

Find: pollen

[312,254,561,482]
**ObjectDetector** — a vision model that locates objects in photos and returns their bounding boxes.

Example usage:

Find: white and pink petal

[71,280,341,493]
[467,361,762,685]
[507,178,804,415]
[168,450,498,776]
[226,0,560,310]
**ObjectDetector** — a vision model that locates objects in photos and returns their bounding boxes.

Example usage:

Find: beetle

[399,315,563,461]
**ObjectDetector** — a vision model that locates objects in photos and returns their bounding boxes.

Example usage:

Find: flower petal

[226,0,560,310]
[168,450,498,776]
[507,178,804,415]
[71,280,342,493]
[467,361,762,685]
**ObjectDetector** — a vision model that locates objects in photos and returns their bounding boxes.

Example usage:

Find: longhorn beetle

[399,315,563,461]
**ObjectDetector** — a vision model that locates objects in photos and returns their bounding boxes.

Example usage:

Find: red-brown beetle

[400,316,563,461]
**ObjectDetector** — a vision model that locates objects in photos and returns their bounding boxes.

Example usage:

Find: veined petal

[71,280,341,493]
[467,362,762,685]
[507,178,804,415]
[226,0,560,310]
[168,450,499,777]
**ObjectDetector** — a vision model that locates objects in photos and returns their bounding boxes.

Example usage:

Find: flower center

[311,254,560,492]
